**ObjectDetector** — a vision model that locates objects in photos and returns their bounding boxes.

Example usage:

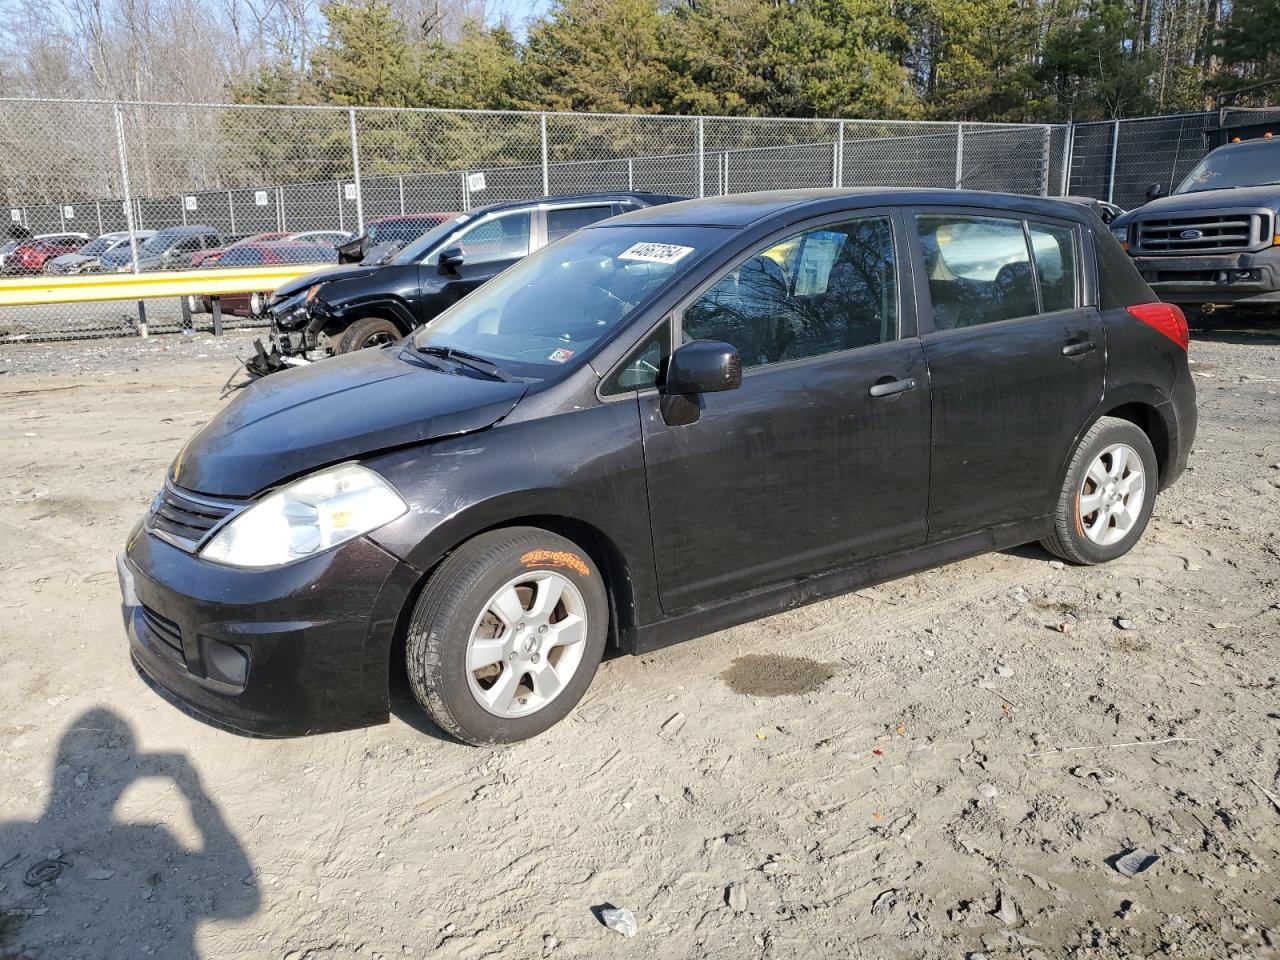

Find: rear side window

[1028,222,1079,313]
[682,216,898,368]
[547,205,614,244]
[916,216,1037,329]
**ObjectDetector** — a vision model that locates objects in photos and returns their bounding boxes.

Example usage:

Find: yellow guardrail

[0,265,324,307]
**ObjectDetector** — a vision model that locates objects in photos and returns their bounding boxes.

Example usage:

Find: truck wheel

[405,527,609,744]
[1042,416,1158,566]
[337,316,401,353]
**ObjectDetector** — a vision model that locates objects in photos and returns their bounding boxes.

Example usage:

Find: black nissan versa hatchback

[119,189,1196,744]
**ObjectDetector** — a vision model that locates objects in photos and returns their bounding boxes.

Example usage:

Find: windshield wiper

[415,344,515,382]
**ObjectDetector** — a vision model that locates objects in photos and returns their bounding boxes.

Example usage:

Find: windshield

[390,215,470,265]
[139,232,178,254]
[1176,143,1280,194]
[77,236,117,256]
[410,225,725,379]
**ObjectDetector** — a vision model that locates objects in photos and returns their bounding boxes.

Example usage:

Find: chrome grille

[146,480,240,552]
[1134,210,1272,254]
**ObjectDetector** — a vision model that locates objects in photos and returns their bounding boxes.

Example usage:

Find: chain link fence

[0,97,1259,342]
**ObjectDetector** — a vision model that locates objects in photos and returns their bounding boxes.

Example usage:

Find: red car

[190,232,288,269]
[4,233,89,274]
[190,242,339,317]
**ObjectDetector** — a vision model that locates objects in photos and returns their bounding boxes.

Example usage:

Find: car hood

[272,263,389,300]
[49,253,90,266]
[171,346,526,497]
[1122,185,1280,222]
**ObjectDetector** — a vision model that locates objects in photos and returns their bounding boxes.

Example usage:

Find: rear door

[908,207,1104,540]
[633,210,933,614]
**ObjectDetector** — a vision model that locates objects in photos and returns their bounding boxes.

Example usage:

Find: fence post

[835,120,845,188]
[627,157,634,191]
[227,190,237,236]
[95,201,103,237]
[348,107,365,235]
[1107,119,1120,204]
[112,103,146,338]
[1040,125,1052,196]
[540,113,550,196]
[1061,123,1074,196]
[696,117,705,198]
[277,186,286,231]
[954,124,965,189]
[398,176,405,215]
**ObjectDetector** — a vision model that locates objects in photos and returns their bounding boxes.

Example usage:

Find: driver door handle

[869,377,917,398]
[1062,339,1096,357]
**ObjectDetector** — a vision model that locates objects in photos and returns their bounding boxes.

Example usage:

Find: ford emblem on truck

[1180,228,1203,240]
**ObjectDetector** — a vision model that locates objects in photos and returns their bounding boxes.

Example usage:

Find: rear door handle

[1062,340,1096,357]
[868,377,917,398]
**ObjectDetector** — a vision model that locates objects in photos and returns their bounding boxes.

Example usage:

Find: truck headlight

[1111,226,1128,243]
[201,463,407,568]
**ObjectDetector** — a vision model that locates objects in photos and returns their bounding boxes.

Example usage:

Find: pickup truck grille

[146,480,241,552]
[1133,211,1272,254]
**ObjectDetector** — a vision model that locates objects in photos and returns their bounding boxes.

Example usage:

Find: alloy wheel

[1079,442,1146,546]
[465,571,589,718]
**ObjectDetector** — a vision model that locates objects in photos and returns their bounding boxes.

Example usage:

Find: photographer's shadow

[0,708,258,959]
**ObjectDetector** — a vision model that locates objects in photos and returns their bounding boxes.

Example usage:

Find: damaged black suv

[251,192,683,375]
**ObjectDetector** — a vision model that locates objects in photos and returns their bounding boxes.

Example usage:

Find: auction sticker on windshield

[618,242,695,265]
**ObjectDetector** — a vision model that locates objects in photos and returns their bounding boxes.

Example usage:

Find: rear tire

[1041,416,1158,566]
[405,527,609,745]
[337,316,401,354]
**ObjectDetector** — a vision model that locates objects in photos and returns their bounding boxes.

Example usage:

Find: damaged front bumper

[118,522,420,736]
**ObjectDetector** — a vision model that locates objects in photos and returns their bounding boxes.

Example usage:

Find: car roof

[1210,135,1280,155]
[468,192,685,218]
[600,189,1095,229]
[158,224,220,235]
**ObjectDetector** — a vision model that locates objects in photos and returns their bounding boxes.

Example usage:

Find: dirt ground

[1,323,1278,960]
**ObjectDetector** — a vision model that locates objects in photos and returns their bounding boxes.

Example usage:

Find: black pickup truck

[1110,134,1280,324]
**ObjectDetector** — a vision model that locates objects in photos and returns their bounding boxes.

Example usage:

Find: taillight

[1127,302,1188,351]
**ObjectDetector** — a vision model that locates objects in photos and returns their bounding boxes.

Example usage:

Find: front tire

[1042,416,1158,565]
[337,316,401,354]
[405,527,609,744]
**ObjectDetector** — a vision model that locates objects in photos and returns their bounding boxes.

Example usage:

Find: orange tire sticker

[521,549,589,577]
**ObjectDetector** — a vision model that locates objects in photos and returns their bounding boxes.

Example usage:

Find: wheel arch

[382,511,643,709]
[315,299,417,340]
[1095,396,1173,485]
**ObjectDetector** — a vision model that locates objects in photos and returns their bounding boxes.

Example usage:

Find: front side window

[601,320,671,395]
[547,205,615,244]
[916,216,1038,329]
[681,216,898,368]
[453,211,532,265]
[1028,222,1079,313]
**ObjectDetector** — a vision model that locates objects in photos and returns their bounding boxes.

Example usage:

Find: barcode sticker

[618,242,694,265]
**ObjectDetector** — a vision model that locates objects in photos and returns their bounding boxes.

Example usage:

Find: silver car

[45,231,157,274]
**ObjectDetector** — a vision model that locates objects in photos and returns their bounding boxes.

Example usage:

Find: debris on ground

[1113,848,1160,877]
[599,907,637,938]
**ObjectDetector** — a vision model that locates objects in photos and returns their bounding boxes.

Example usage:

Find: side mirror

[1146,182,1165,200]
[437,246,465,275]
[660,340,741,426]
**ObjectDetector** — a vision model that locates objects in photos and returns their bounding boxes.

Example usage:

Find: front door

[638,213,933,614]
[908,209,1105,540]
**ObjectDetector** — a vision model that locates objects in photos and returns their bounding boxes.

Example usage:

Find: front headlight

[1111,225,1129,244]
[250,292,264,315]
[201,463,407,568]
